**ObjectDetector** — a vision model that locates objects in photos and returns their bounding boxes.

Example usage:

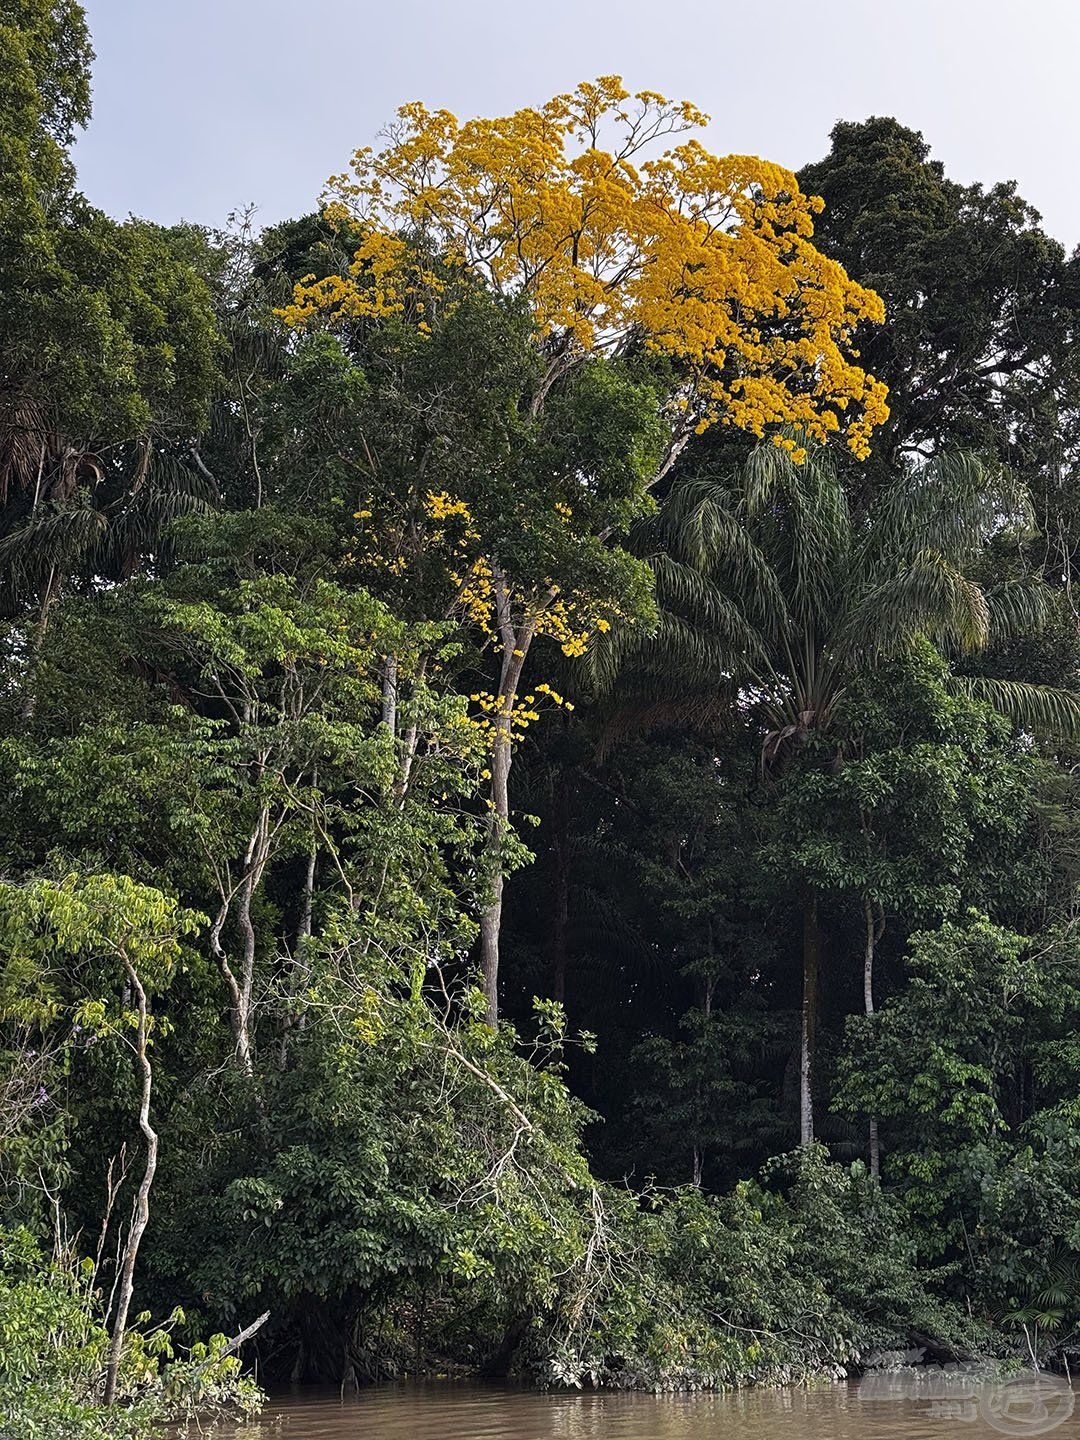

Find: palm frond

[648,554,768,662]
[984,579,1059,642]
[870,452,1033,567]
[954,676,1080,739]
[630,612,757,693]
[741,440,851,620]
[838,549,990,660]
[643,476,791,634]
[0,501,108,587]
[102,449,216,574]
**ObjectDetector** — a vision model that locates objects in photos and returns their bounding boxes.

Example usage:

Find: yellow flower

[278,77,888,460]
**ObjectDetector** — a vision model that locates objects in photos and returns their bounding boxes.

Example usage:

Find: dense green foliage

[0,1226,261,1438]
[5,7,1080,1434]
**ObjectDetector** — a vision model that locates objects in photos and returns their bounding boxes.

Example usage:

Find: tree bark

[395,655,427,804]
[479,709,512,1025]
[209,804,272,1076]
[800,895,821,1146]
[381,653,398,735]
[864,897,881,1179]
[299,840,316,946]
[20,563,57,723]
[103,959,158,1406]
[478,572,534,1024]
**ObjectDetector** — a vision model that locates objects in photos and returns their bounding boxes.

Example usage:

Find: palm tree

[598,439,1080,1146]
[1,442,216,717]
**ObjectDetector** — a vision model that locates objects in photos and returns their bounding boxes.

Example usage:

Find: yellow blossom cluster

[282,229,447,329]
[278,76,889,460]
[343,506,411,576]
[425,490,473,523]
[535,681,573,709]
[425,492,493,622]
[465,683,575,746]
[450,556,495,631]
[347,542,408,577]
[535,596,613,658]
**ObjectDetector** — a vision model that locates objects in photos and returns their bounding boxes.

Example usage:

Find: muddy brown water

[215,1375,1080,1439]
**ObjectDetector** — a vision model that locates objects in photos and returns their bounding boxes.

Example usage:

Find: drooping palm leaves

[0,443,217,614]
[1,442,218,720]
[601,440,1080,759]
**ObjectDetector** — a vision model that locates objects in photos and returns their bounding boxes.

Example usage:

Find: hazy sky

[74,1,1080,251]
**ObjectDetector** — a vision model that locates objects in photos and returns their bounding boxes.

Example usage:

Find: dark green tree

[604,440,1080,1143]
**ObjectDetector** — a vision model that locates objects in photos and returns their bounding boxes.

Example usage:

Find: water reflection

[211,1376,1080,1440]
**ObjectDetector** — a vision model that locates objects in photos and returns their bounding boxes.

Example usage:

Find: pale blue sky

[74,1,1080,250]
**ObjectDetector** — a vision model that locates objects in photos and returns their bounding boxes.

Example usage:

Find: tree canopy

[6,9,1080,1434]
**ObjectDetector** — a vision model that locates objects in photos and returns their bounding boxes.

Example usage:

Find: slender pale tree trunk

[298,844,316,947]
[20,563,58,722]
[209,803,272,1076]
[395,655,427,804]
[864,897,881,1179]
[381,653,398,733]
[800,895,821,1146]
[103,959,157,1406]
[479,701,515,1024]
[478,570,534,1024]
[280,814,318,1068]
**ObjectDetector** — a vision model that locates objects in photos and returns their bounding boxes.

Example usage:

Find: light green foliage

[837,913,1080,1307]
[539,1146,971,1389]
[0,1226,260,1439]
[0,871,199,1210]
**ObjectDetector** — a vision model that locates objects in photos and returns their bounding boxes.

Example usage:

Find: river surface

[218,1376,1080,1439]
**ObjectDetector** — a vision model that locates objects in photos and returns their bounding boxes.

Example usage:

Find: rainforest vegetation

[6,2,1080,1434]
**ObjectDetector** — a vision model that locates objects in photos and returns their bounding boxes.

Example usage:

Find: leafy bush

[536,1146,975,1389]
[0,1227,261,1440]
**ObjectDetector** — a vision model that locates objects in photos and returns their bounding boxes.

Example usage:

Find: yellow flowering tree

[279,78,889,1022]
[281,76,887,459]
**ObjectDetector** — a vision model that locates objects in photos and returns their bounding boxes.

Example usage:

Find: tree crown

[280,77,889,460]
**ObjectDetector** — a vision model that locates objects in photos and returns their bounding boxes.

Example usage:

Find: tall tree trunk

[209,804,272,1076]
[800,895,821,1146]
[864,897,881,1179]
[280,820,318,1068]
[381,653,398,734]
[395,655,427,803]
[478,573,534,1024]
[103,959,157,1406]
[479,708,512,1024]
[299,839,316,946]
[20,563,57,722]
